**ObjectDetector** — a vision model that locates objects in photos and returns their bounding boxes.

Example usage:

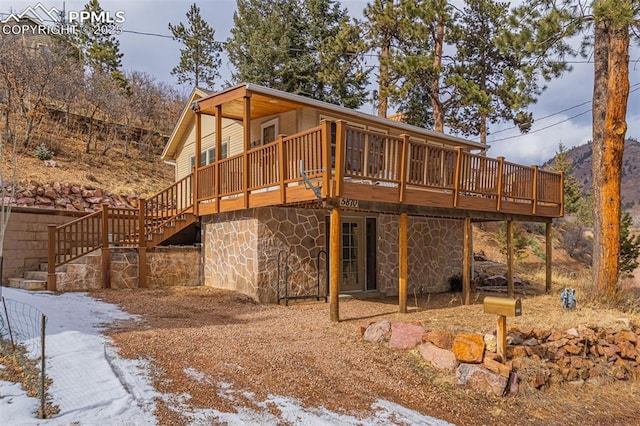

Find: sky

[0,0,639,166]
[0,287,452,424]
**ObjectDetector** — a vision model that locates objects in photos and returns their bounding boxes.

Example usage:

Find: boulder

[484,334,497,353]
[457,363,507,396]
[389,322,426,350]
[422,330,453,349]
[418,343,458,370]
[363,320,392,343]
[452,333,485,363]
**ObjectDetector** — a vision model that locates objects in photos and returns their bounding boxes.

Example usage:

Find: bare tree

[0,130,18,287]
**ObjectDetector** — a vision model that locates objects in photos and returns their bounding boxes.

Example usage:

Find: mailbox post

[483,296,522,361]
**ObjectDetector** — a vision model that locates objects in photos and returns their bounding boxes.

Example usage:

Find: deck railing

[191,120,562,216]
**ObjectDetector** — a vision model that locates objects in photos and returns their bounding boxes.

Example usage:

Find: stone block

[419,343,458,370]
[363,320,392,343]
[452,333,485,363]
[457,363,507,396]
[389,322,426,350]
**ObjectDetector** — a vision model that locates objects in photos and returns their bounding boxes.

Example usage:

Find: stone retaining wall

[2,207,84,284]
[54,246,201,291]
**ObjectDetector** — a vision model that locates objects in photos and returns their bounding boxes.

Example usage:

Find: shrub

[34,143,53,161]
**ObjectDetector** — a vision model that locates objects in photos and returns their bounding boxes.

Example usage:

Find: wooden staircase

[43,173,195,291]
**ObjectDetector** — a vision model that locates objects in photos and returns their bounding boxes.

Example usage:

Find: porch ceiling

[198,89,305,120]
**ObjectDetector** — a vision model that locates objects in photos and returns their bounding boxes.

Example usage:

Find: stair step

[8,278,47,291]
[25,271,48,280]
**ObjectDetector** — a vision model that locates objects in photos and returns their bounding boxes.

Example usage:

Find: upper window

[261,118,279,144]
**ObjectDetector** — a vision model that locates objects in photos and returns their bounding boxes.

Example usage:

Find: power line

[487,85,640,143]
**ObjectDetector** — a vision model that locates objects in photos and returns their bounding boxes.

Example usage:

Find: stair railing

[144,173,193,242]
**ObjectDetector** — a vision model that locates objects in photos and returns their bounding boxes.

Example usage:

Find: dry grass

[2,119,173,197]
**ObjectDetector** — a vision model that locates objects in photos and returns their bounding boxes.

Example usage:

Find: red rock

[71,186,81,194]
[66,204,78,211]
[35,196,52,205]
[603,344,621,358]
[389,322,425,350]
[422,330,453,349]
[86,196,103,204]
[619,341,638,360]
[533,328,551,340]
[614,331,637,345]
[43,188,57,199]
[419,343,458,370]
[452,333,485,363]
[564,344,583,355]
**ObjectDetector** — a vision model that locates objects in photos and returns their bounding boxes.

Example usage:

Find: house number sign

[339,198,359,208]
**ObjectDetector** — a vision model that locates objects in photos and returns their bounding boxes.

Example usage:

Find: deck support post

[243,95,251,209]
[138,198,148,288]
[101,204,111,289]
[47,225,56,291]
[329,207,341,322]
[215,105,223,213]
[399,212,408,313]
[506,220,514,298]
[194,110,201,217]
[462,216,472,305]
[546,222,552,294]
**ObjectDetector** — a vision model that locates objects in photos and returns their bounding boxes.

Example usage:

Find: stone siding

[2,207,84,285]
[378,215,463,295]
[203,207,462,302]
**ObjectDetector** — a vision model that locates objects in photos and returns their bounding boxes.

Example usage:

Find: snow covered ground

[0,288,451,425]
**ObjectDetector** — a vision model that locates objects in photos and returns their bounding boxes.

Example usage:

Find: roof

[161,87,213,161]
[162,83,487,161]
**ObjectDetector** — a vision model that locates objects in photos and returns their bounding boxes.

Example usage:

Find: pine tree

[514,0,638,297]
[169,3,222,89]
[620,211,640,276]
[226,0,368,108]
[551,143,584,215]
[74,0,127,89]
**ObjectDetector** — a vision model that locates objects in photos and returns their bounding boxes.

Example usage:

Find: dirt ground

[92,285,640,426]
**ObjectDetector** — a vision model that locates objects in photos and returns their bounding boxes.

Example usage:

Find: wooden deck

[193,120,563,219]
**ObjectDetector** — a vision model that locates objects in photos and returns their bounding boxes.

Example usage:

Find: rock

[511,346,528,358]
[616,318,631,329]
[389,322,426,350]
[43,159,58,167]
[71,186,81,194]
[564,344,583,355]
[507,332,524,346]
[457,363,507,396]
[614,331,637,345]
[422,330,453,349]
[484,275,507,287]
[619,341,638,360]
[452,333,485,363]
[36,196,52,205]
[43,188,57,199]
[523,337,539,346]
[66,204,78,211]
[82,189,95,198]
[533,328,551,341]
[418,343,458,370]
[603,344,621,358]
[565,328,580,338]
[484,334,497,353]
[16,197,36,206]
[94,188,103,197]
[86,196,103,204]
[363,320,392,343]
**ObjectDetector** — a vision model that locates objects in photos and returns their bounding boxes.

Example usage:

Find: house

[157,83,563,320]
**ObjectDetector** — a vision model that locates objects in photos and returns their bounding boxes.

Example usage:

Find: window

[261,118,279,144]
[189,152,207,169]
[206,137,229,163]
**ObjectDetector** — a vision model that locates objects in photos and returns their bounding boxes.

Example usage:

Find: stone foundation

[202,207,463,303]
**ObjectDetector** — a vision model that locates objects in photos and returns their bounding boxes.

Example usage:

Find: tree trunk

[431,13,445,132]
[377,42,389,118]
[592,20,630,298]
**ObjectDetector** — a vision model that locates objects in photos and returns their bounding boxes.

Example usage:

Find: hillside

[2,110,175,200]
[543,139,640,213]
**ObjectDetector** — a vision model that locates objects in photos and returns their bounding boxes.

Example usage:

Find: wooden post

[334,120,345,197]
[138,198,148,288]
[278,135,286,204]
[496,157,504,211]
[462,216,471,305]
[497,315,507,362]
[546,222,552,294]
[453,146,463,208]
[215,105,223,213]
[321,120,331,197]
[194,111,202,216]
[329,207,341,322]
[532,165,539,215]
[399,134,409,203]
[101,204,111,289]
[559,171,565,217]
[243,95,251,208]
[506,220,514,298]
[47,225,56,291]
[399,212,408,313]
